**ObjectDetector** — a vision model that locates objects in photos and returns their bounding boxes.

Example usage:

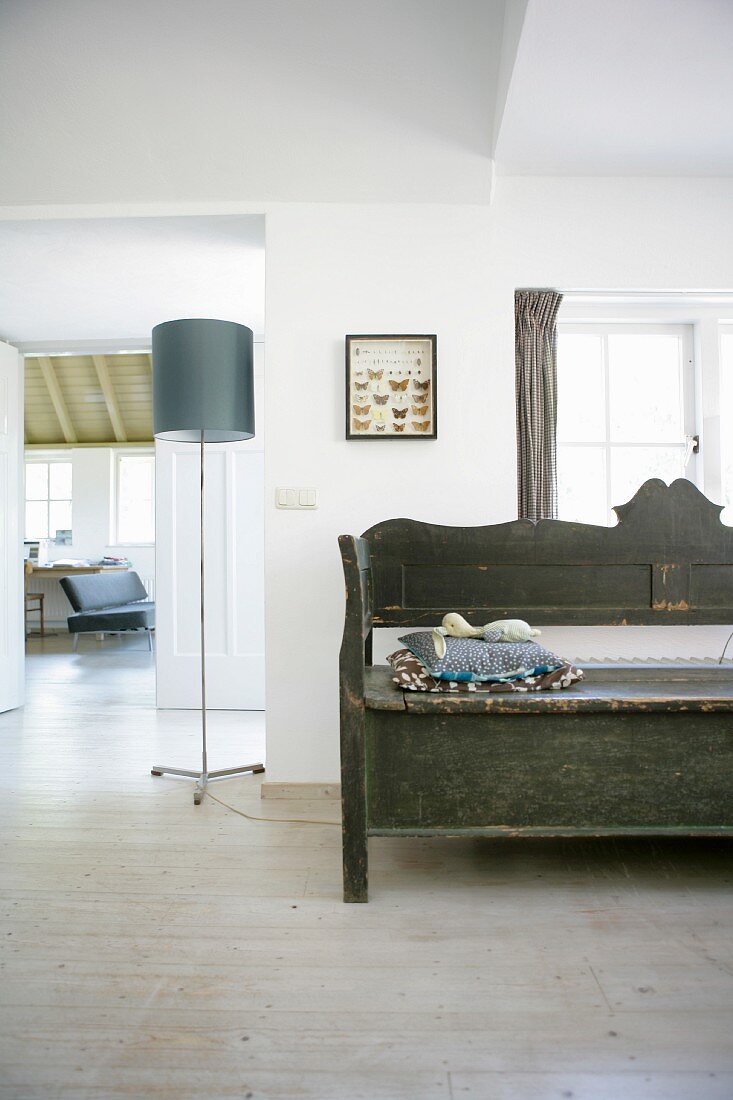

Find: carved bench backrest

[356,480,733,629]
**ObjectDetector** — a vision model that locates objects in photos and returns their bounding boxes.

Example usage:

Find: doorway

[0,216,266,763]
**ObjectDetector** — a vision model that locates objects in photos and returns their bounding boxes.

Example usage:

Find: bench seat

[364,664,733,714]
[67,600,155,635]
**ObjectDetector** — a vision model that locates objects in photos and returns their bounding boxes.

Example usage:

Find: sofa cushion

[60,571,148,612]
[398,630,564,683]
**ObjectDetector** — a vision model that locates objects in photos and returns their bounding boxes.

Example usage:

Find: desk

[27,565,129,578]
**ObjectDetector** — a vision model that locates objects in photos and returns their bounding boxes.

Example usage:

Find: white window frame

[112,448,156,546]
[720,325,733,523]
[24,451,73,543]
[556,321,698,524]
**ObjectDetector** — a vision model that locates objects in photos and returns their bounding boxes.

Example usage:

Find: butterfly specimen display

[346,335,436,439]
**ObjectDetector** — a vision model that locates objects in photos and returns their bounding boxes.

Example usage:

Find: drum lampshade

[152,318,255,442]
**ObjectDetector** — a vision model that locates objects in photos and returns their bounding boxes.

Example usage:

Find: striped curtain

[515,288,563,521]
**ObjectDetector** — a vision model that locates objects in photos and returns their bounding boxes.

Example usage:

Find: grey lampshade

[152,318,255,442]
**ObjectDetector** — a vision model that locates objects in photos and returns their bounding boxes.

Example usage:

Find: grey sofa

[59,571,155,650]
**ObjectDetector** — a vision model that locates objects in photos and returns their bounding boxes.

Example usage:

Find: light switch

[276,487,318,509]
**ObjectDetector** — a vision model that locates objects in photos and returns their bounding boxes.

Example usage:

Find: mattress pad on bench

[363,664,733,714]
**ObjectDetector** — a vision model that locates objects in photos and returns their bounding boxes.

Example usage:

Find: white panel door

[0,341,24,714]
[155,440,265,710]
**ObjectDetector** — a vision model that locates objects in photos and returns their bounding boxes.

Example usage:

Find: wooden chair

[24,561,45,637]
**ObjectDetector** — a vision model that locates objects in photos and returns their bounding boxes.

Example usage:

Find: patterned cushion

[387,649,584,694]
[398,631,564,682]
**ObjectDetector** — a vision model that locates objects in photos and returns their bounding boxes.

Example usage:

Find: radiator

[28,573,156,627]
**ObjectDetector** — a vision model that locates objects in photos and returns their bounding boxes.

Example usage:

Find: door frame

[0,339,24,713]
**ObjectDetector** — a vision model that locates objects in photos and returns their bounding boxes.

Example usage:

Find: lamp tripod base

[151,763,265,804]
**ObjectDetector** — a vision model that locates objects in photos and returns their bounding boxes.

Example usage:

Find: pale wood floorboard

[0,635,731,1099]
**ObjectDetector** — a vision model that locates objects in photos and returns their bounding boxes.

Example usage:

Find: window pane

[608,335,684,443]
[722,335,733,525]
[557,445,608,526]
[25,501,48,540]
[49,461,72,500]
[117,456,155,542]
[557,334,605,442]
[26,463,48,500]
[49,500,72,539]
[610,446,686,513]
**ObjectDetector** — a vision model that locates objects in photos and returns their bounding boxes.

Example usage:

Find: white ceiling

[0,0,504,206]
[0,0,730,351]
[494,0,733,175]
[0,216,265,345]
[1,0,729,209]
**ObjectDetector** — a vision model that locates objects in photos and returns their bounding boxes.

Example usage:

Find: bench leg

[72,633,79,652]
[342,831,368,902]
[340,700,369,901]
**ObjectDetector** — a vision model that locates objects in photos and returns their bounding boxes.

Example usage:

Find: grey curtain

[515,288,563,521]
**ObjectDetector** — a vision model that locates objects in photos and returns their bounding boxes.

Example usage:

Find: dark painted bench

[338,479,733,902]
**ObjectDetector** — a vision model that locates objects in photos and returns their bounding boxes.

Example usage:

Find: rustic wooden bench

[338,479,733,902]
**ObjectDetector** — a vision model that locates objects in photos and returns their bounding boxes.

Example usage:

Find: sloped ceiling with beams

[25,353,152,446]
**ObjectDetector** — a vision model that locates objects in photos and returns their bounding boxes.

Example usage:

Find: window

[25,459,72,541]
[722,329,733,525]
[556,324,696,526]
[115,453,155,544]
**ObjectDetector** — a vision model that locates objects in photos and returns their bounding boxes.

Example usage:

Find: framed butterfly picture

[345,334,437,440]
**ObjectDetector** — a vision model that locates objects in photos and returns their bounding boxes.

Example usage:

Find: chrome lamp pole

[150,319,264,804]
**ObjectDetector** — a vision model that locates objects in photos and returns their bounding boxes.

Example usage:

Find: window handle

[683,434,700,464]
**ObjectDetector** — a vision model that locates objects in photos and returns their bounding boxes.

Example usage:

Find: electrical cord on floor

[718,630,733,664]
[204,787,341,826]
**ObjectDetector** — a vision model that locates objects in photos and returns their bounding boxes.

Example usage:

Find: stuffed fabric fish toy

[432,612,541,659]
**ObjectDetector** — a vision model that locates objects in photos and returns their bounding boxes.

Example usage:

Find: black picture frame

[345,334,437,440]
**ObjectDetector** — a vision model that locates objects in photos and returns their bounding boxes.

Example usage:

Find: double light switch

[276,488,318,509]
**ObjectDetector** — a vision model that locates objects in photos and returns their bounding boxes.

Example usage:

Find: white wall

[32,446,155,622]
[264,178,733,783]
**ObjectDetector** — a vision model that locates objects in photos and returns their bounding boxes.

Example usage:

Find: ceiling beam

[37,356,77,444]
[92,355,128,443]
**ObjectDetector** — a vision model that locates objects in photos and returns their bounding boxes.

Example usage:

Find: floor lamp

[150,318,265,804]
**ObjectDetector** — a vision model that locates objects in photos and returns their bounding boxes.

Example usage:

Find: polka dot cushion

[398,631,565,683]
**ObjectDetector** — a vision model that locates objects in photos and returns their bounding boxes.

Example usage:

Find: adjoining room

[1,213,266,784]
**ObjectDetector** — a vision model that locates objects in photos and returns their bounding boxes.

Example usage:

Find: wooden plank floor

[1,636,732,1099]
